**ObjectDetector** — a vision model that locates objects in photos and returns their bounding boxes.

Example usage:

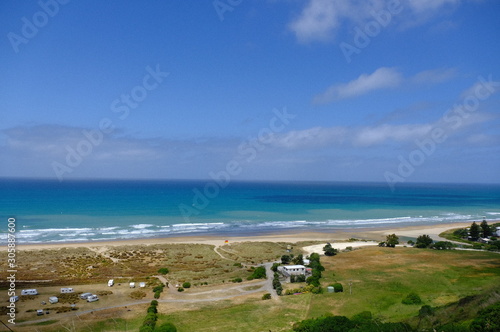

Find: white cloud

[313,67,403,104]
[411,68,456,84]
[288,0,343,43]
[289,0,462,43]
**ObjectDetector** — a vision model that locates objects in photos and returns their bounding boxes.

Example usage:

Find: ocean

[1,179,499,244]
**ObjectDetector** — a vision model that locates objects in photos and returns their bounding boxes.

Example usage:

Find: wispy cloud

[289,0,462,43]
[313,67,403,104]
[313,67,456,105]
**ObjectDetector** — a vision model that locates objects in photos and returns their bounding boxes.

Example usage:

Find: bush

[249,266,267,279]
[281,255,291,264]
[331,282,343,293]
[157,267,169,275]
[271,263,280,272]
[155,322,177,332]
[153,291,161,299]
[402,292,422,305]
[233,277,243,283]
[262,293,271,300]
[177,287,184,292]
[150,300,158,306]
[418,304,434,318]
[182,282,191,288]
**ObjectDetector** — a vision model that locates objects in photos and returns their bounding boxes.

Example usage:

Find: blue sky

[1,0,499,184]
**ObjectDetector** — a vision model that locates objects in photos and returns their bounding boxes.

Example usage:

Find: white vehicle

[80,292,92,300]
[10,296,19,302]
[108,279,114,287]
[37,309,44,316]
[49,296,59,304]
[129,282,135,288]
[87,295,99,302]
[139,282,146,288]
[61,287,74,293]
[21,289,38,295]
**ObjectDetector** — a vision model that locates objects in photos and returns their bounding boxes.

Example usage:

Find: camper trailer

[139,282,146,288]
[80,292,92,300]
[21,289,38,295]
[108,279,114,287]
[87,295,99,302]
[61,287,74,293]
[49,296,59,304]
[10,296,19,302]
[129,282,135,288]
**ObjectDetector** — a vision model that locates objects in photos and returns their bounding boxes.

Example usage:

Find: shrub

[129,290,147,299]
[153,291,161,299]
[271,263,280,272]
[249,266,266,279]
[402,292,422,305]
[233,277,243,283]
[182,282,191,288]
[177,287,184,292]
[150,300,158,306]
[262,293,271,300]
[331,282,343,293]
[157,267,169,275]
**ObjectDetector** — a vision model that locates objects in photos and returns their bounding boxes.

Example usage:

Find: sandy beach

[12,221,475,251]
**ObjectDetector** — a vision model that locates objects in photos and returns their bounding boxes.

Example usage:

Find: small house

[21,289,38,296]
[49,296,58,304]
[108,279,114,287]
[139,282,146,288]
[80,292,92,300]
[129,282,135,288]
[282,265,306,276]
[61,287,74,294]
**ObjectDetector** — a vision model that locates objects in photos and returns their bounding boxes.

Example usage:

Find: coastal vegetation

[4,240,500,331]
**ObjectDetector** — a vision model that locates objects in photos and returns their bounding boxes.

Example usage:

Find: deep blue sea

[1,179,500,244]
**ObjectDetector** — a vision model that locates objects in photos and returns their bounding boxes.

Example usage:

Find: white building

[61,287,74,293]
[282,265,306,276]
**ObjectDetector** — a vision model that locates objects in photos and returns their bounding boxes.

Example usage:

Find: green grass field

[155,246,500,331]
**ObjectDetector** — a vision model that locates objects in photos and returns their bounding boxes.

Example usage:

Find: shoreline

[13,221,477,251]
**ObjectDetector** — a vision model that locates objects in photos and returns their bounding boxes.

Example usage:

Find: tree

[157,267,169,275]
[182,282,191,288]
[385,234,399,247]
[292,254,304,265]
[470,221,481,240]
[324,247,338,256]
[281,254,291,264]
[470,302,500,332]
[480,219,492,237]
[415,234,433,248]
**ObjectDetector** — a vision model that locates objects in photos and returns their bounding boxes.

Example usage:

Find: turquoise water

[1,179,499,243]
